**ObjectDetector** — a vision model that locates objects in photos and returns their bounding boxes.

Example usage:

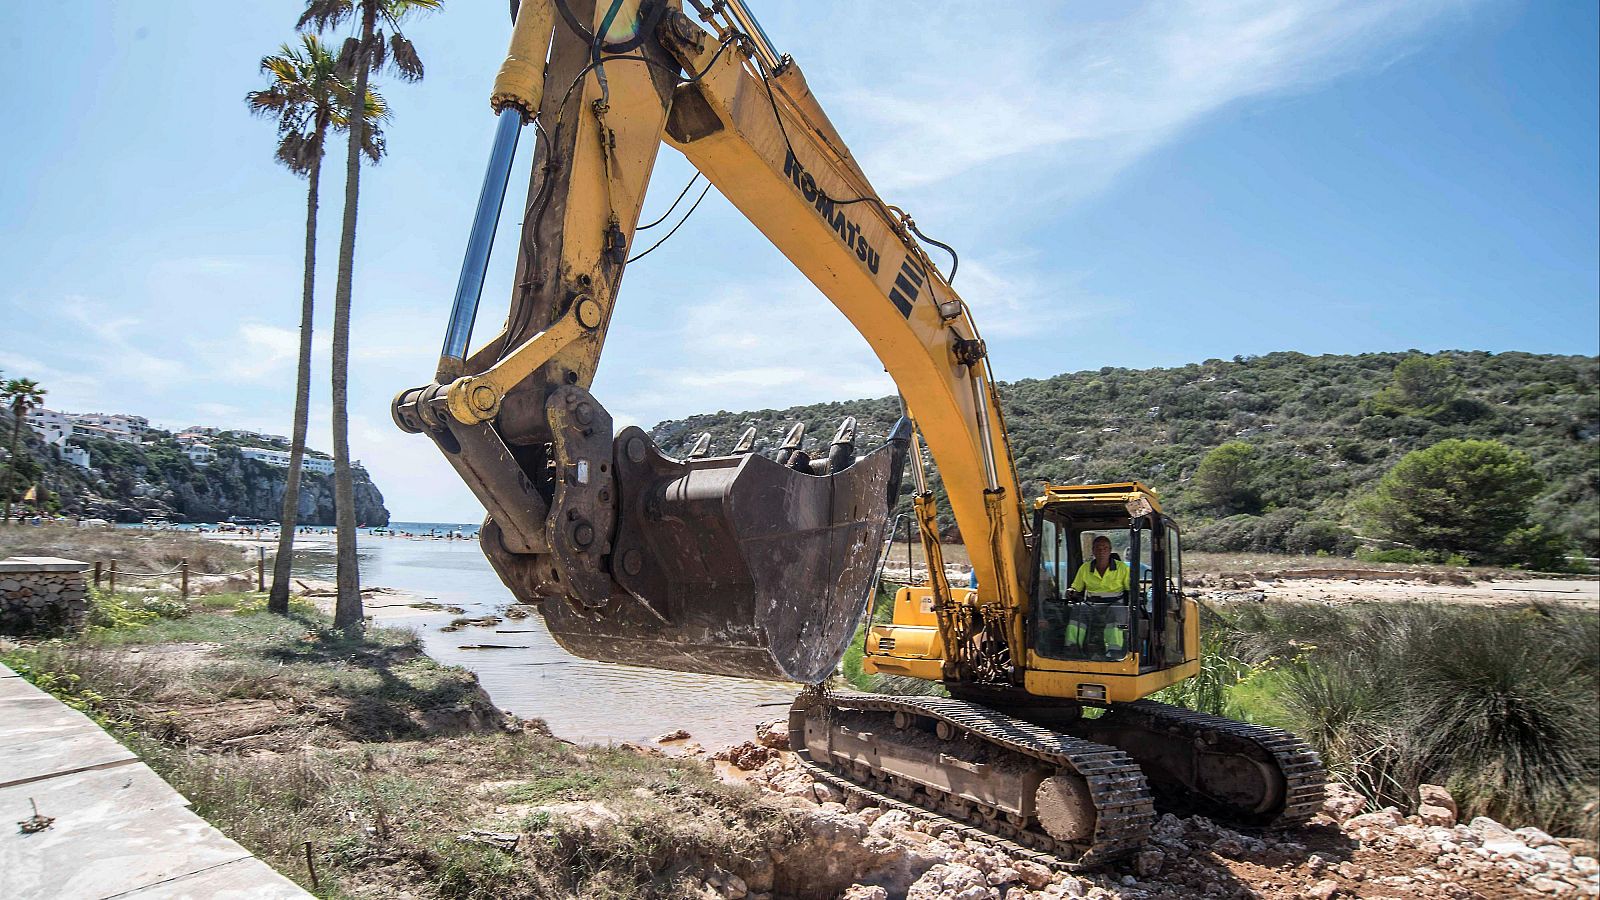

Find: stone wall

[0,557,91,633]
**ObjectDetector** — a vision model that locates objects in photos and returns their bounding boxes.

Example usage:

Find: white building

[62,446,91,469]
[27,409,144,446]
[75,413,148,438]
[240,447,292,467]
[25,409,72,448]
[240,446,334,476]
[70,422,137,445]
[186,444,215,466]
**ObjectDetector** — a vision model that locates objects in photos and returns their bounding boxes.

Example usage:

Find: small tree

[1373,355,1461,418]
[2,378,46,522]
[1365,439,1545,563]
[1193,441,1260,515]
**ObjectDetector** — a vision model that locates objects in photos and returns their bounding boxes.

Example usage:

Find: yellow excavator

[394,0,1324,867]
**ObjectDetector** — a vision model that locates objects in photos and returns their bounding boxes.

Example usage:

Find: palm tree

[247,35,386,616]
[2,379,47,523]
[298,0,437,631]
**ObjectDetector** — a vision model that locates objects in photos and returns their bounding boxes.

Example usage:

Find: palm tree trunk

[1,412,21,523]
[269,141,323,615]
[331,3,378,633]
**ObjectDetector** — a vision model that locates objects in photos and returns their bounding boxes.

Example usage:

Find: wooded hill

[648,351,1598,560]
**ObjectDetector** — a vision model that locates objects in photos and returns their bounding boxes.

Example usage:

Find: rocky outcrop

[153,452,389,527]
[26,432,389,526]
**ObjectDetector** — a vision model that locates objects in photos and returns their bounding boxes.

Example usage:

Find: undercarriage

[791,691,1325,868]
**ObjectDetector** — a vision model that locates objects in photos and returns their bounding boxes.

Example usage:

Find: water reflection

[291,538,796,748]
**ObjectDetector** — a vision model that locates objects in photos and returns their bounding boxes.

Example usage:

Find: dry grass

[0,523,251,575]
[3,605,794,899]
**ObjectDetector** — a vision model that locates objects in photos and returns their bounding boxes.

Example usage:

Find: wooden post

[109,560,117,594]
[258,547,266,592]
[94,561,103,589]
[180,558,189,600]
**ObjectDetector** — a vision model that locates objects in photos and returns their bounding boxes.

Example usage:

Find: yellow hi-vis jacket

[1071,559,1129,597]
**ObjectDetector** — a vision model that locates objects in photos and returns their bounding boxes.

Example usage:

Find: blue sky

[2,1,1595,521]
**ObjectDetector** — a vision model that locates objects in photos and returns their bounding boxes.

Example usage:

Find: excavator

[394,0,1325,868]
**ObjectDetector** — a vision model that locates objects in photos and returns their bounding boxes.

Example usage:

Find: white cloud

[56,296,187,389]
[802,0,1475,205]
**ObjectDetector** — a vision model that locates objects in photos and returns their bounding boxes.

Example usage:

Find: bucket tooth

[826,416,858,473]
[775,422,806,465]
[688,432,713,458]
[733,426,758,454]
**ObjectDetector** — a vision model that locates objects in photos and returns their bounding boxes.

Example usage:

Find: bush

[1193,442,1260,515]
[1364,439,1544,564]
[1210,601,1600,836]
[1500,524,1575,572]
[1187,512,1354,556]
[1283,520,1358,555]
[86,589,190,631]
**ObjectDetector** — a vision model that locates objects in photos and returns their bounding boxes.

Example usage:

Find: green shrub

[1219,602,1600,835]
[1363,439,1544,564]
[86,588,189,631]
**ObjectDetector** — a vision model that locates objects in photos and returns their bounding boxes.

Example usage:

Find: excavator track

[790,691,1155,869]
[1080,700,1326,828]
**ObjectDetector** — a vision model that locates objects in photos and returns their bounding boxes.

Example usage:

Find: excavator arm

[395,0,1031,683]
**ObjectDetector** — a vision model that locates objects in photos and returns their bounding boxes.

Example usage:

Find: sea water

[289,523,796,748]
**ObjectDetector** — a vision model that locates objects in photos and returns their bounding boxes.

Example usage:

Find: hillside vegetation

[649,351,1597,563]
[1,414,389,525]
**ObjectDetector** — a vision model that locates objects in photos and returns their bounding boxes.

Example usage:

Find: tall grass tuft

[1232,601,1600,836]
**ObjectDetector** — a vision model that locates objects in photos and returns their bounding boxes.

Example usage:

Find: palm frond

[247,32,342,176]
[388,33,423,82]
[335,35,362,79]
[360,127,387,164]
[297,0,353,33]
[369,28,390,72]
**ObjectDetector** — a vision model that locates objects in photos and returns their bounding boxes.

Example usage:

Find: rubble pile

[653,720,1600,900]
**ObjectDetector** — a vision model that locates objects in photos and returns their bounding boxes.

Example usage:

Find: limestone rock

[1321,782,1366,824]
[1134,849,1165,877]
[907,864,997,900]
[756,719,791,751]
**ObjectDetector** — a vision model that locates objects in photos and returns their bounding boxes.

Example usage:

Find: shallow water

[290,536,796,748]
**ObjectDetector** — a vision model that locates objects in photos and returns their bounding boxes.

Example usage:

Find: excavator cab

[863,482,1198,698]
[1029,483,1188,673]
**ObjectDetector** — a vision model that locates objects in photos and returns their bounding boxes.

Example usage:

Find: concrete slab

[1,764,257,899]
[113,856,310,899]
[0,688,138,788]
[0,674,53,701]
[0,662,20,677]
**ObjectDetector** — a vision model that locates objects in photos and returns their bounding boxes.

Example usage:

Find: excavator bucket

[478,392,913,684]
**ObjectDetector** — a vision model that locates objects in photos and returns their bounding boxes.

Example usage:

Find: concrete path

[0,663,311,899]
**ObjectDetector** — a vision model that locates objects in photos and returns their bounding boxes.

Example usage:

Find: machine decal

[888,257,925,318]
[784,148,881,276]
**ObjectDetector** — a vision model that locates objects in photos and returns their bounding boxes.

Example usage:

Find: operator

[1066,535,1130,658]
